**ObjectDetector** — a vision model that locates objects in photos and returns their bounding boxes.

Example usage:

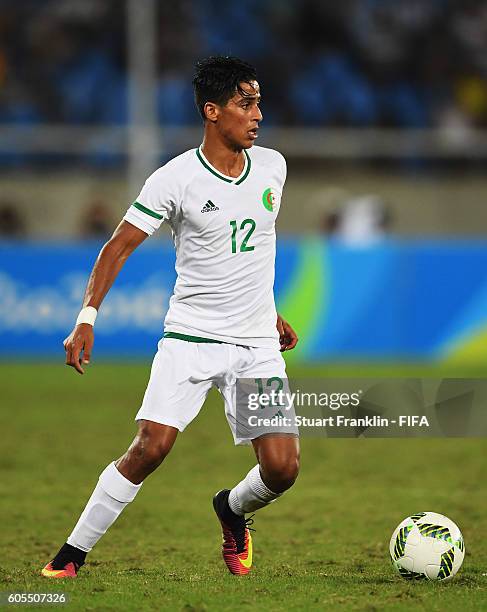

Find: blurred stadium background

[1,0,487,366]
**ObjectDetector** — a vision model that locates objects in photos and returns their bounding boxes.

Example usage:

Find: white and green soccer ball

[390,512,465,581]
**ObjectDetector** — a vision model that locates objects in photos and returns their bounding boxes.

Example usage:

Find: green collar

[196,147,251,185]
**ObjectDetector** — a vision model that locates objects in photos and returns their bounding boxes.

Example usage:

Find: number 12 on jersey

[230,219,256,253]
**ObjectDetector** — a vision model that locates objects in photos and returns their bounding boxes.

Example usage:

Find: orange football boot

[213,489,255,575]
[41,561,80,578]
[41,544,85,578]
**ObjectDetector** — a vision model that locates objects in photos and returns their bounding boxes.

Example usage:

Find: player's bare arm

[277,314,298,352]
[64,220,147,374]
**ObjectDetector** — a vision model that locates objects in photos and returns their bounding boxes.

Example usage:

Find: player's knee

[277,455,300,489]
[134,423,173,469]
[137,443,167,470]
[262,455,300,492]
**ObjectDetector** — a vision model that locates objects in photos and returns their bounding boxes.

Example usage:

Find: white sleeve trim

[123,209,158,236]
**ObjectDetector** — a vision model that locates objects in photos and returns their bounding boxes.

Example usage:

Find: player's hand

[63,324,94,375]
[277,314,298,352]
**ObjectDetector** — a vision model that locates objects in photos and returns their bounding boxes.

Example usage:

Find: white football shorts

[135,337,298,445]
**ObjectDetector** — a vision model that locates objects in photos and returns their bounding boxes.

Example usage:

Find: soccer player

[41,56,300,578]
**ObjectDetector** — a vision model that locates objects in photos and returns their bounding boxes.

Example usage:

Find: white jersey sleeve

[277,151,287,189]
[123,152,192,235]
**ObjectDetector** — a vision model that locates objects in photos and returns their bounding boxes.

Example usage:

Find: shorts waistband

[163,331,249,348]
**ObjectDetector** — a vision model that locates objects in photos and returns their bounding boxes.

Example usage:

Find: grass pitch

[0,362,486,611]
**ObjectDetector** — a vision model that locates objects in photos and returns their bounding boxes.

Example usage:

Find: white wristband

[76,306,98,326]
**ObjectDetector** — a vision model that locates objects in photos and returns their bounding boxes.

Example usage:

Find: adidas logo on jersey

[201,200,220,213]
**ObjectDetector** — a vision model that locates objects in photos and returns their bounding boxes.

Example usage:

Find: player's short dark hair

[192,56,258,121]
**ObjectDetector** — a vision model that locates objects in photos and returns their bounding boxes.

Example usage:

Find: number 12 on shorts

[230,219,256,253]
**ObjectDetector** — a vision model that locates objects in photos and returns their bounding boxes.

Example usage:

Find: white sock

[66,462,142,552]
[228,464,282,515]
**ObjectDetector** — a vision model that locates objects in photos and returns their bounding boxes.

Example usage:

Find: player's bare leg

[115,420,178,483]
[41,421,178,578]
[213,434,299,575]
[251,433,300,493]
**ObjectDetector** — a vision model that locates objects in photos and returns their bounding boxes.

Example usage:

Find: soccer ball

[389,512,465,581]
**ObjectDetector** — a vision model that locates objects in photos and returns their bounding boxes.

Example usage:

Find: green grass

[0,363,486,611]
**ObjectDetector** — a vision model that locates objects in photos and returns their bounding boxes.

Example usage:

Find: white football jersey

[123,145,286,348]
